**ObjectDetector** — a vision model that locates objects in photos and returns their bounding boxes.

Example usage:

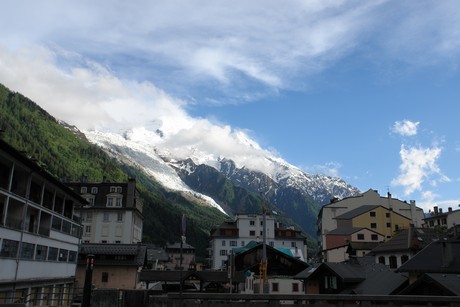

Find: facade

[208,213,307,270]
[324,227,384,262]
[0,138,85,305]
[318,189,425,259]
[371,227,441,269]
[66,178,143,244]
[423,205,460,230]
[164,242,196,271]
[75,243,147,290]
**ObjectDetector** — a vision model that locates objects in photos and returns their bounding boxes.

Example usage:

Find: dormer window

[91,187,98,194]
[110,186,122,193]
[81,187,87,193]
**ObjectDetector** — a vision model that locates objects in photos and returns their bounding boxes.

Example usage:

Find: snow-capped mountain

[85,126,360,235]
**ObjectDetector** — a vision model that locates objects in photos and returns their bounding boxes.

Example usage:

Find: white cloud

[392,120,419,136]
[306,162,342,178]
[391,145,449,196]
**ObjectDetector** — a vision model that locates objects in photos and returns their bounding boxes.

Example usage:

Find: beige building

[317,189,425,261]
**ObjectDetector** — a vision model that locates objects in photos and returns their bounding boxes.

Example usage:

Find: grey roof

[348,242,380,251]
[304,257,408,295]
[371,227,441,254]
[328,227,365,235]
[146,246,169,262]
[79,243,147,266]
[396,240,460,274]
[335,205,380,220]
[399,273,460,295]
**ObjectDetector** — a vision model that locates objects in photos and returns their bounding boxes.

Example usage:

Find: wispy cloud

[392,120,419,136]
[305,162,342,178]
[391,145,449,196]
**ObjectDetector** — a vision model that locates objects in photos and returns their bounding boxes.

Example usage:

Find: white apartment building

[209,213,307,269]
[66,177,143,244]
[317,189,425,253]
[0,138,85,306]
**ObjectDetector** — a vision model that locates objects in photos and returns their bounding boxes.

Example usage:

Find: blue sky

[1,1,460,211]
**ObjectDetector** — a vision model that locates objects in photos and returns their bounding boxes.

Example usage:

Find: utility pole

[259,193,268,294]
[82,254,95,307]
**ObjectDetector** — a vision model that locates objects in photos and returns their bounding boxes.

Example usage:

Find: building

[164,242,196,271]
[423,205,460,230]
[317,189,425,260]
[0,138,86,305]
[233,241,310,295]
[370,226,441,269]
[75,243,147,290]
[324,227,384,262]
[208,213,307,270]
[66,177,143,244]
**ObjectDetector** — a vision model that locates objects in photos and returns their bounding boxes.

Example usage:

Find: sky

[1,1,460,212]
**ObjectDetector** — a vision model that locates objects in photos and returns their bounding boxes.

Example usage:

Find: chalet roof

[303,257,407,295]
[79,243,147,266]
[166,242,195,250]
[371,227,441,254]
[334,205,380,220]
[399,273,460,296]
[139,270,244,283]
[396,240,460,274]
[328,227,365,235]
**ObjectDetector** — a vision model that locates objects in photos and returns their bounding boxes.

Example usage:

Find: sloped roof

[328,227,364,235]
[396,240,460,274]
[349,269,407,295]
[335,205,380,220]
[348,241,380,251]
[166,242,195,250]
[399,273,460,295]
[371,227,441,254]
[232,241,294,257]
[146,246,169,262]
[79,243,147,266]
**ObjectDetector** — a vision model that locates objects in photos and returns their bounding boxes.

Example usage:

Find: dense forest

[0,83,227,260]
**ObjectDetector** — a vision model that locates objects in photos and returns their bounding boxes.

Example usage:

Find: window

[249,230,255,236]
[260,221,264,226]
[357,234,364,240]
[115,241,121,244]
[429,220,434,227]
[292,283,299,292]
[20,242,35,259]
[48,247,58,261]
[110,186,116,193]
[386,222,391,228]
[117,212,123,222]
[369,211,376,217]
[222,241,226,246]
[324,276,337,289]
[250,220,255,226]
[230,241,237,246]
[371,234,378,241]
[272,282,279,292]
[101,272,109,283]
[85,225,91,233]
[385,213,390,218]
[378,256,385,265]
[401,255,409,264]
[115,198,122,207]
[220,249,227,256]
[442,218,447,225]
[117,187,122,193]
[1,239,19,257]
[0,239,19,257]
[86,212,93,221]
[291,242,297,247]
[107,197,114,207]
[241,241,245,246]
[370,223,377,229]
[103,212,110,222]
[389,255,397,269]
[80,187,87,193]
[69,251,77,262]
[101,240,107,243]
[35,245,48,260]
[269,241,274,247]
[91,187,98,194]
[58,249,68,262]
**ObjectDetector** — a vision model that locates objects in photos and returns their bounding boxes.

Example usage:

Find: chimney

[434,206,439,214]
[439,208,443,213]
[387,192,392,199]
[449,207,452,213]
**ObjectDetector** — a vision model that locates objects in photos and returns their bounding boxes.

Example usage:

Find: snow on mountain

[85,125,360,210]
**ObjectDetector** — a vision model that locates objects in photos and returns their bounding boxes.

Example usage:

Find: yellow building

[335,205,412,240]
